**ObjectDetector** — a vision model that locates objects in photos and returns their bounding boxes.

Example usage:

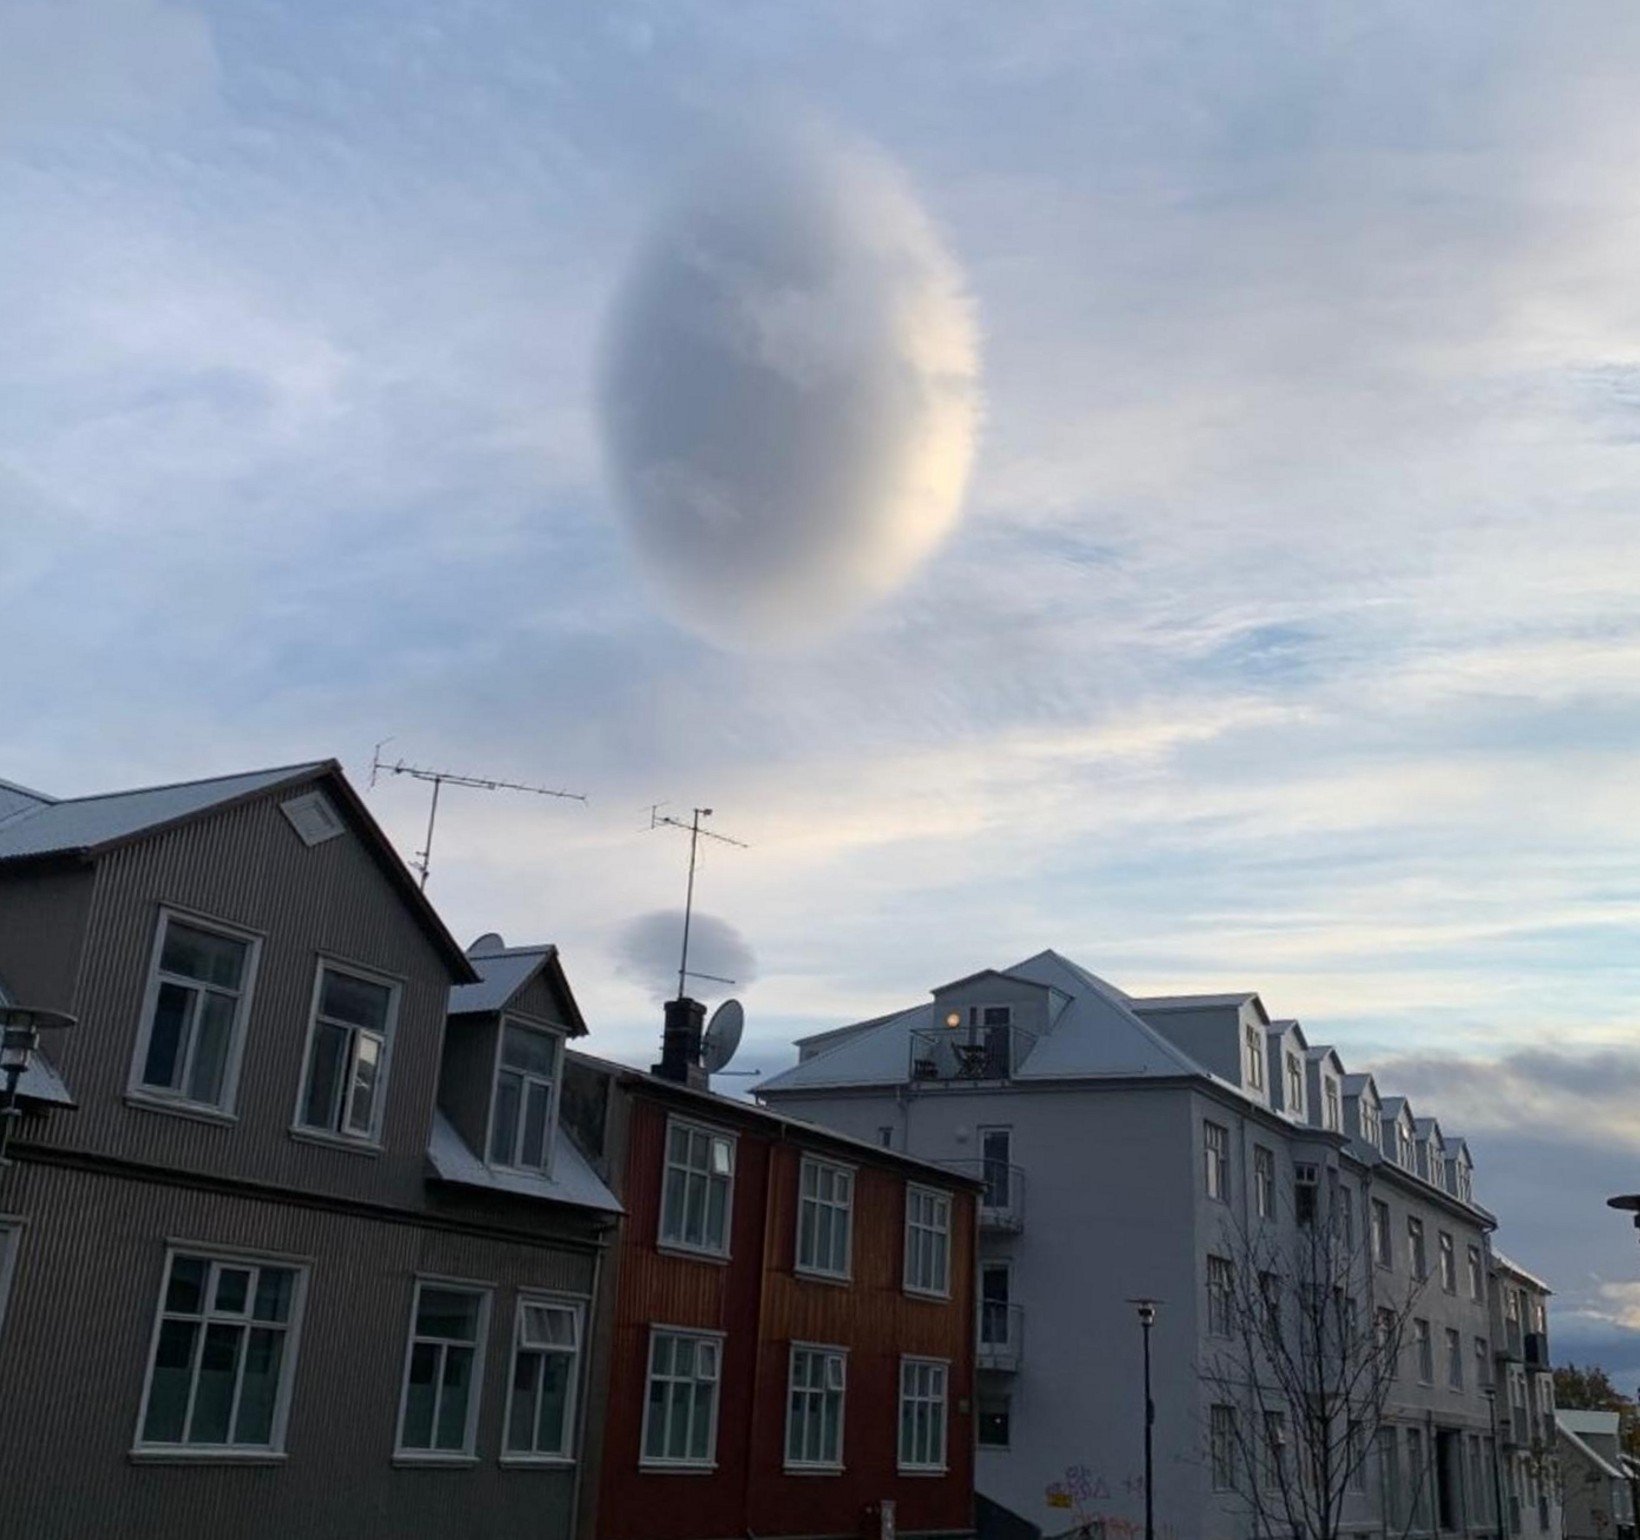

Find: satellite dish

[468,932,506,955]
[702,999,745,1075]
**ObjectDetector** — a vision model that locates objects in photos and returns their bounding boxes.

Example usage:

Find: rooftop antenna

[371,740,586,890]
[648,805,748,999]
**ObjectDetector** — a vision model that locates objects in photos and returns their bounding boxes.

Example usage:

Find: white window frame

[485,1016,564,1177]
[1324,1077,1342,1132]
[291,957,401,1148]
[785,1342,847,1472]
[1372,1200,1393,1268]
[904,1184,952,1298]
[897,1356,949,1473]
[1446,1327,1464,1389]
[0,1217,23,1336]
[1361,1098,1382,1150]
[796,1156,854,1281]
[1285,1051,1304,1113]
[640,1326,724,1470]
[1439,1231,1456,1294]
[132,1243,310,1459]
[127,908,263,1119]
[501,1293,583,1464]
[658,1117,737,1259]
[1468,1246,1484,1301]
[1204,1120,1229,1202]
[1414,1317,1433,1384]
[1407,1216,1427,1279]
[1245,1023,1265,1091]
[394,1276,492,1463]
[1254,1145,1275,1219]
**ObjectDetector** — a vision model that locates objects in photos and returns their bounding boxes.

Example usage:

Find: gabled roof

[1415,1116,1444,1144]
[1342,1071,1378,1098]
[0,760,476,981]
[448,942,588,1035]
[1130,991,1262,1014]
[1381,1095,1416,1126]
[1559,1421,1626,1481]
[1268,1019,1310,1051]
[0,777,53,826]
[1492,1248,1552,1293]
[1307,1045,1346,1074]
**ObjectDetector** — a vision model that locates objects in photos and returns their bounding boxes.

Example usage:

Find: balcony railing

[978,1302,1024,1372]
[938,1159,1026,1231]
[909,1024,1038,1084]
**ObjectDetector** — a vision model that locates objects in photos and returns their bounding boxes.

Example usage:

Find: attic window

[280,791,345,847]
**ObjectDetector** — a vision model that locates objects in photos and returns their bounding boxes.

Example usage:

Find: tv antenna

[648,805,748,1000]
[371,741,586,890]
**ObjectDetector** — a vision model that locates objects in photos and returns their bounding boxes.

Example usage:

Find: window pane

[491,1073,521,1164]
[688,1381,713,1461]
[345,1031,382,1135]
[661,1169,685,1241]
[402,1341,439,1449]
[417,1289,479,1342]
[143,1319,199,1443]
[302,1021,348,1129]
[320,970,390,1030]
[213,1267,251,1314]
[188,1322,243,1443]
[142,982,193,1090]
[651,1334,674,1378]
[667,1381,691,1458]
[704,1174,727,1249]
[162,922,247,990]
[234,1327,285,1445]
[683,1170,707,1245]
[710,1137,732,1177]
[187,992,236,1104]
[534,1351,572,1453]
[435,1346,473,1450]
[253,1268,294,1324]
[521,1080,551,1169]
[502,1023,557,1077]
[166,1257,209,1315]
[523,1304,576,1349]
[507,1352,539,1453]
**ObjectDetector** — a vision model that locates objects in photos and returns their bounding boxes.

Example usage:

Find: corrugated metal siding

[511,970,573,1030]
[439,1016,499,1161]
[0,1159,596,1540]
[29,780,455,1211]
[599,1092,976,1540]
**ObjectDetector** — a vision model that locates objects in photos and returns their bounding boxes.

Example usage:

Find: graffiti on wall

[1043,1464,1178,1540]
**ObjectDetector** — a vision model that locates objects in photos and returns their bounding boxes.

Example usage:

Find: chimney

[654,997,708,1090]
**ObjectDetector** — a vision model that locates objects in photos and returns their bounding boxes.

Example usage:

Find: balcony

[1500,1321,1524,1360]
[909,1023,1038,1085]
[978,1302,1024,1373]
[939,1159,1027,1231]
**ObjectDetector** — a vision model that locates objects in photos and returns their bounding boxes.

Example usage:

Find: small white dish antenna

[469,932,507,955]
[702,999,745,1075]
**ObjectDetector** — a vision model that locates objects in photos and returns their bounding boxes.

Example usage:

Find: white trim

[903,1183,953,1299]
[484,1017,564,1179]
[126,907,264,1118]
[291,956,402,1148]
[639,1324,725,1470]
[795,1154,854,1282]
[0,1215,24,1336]
[131,1245,310,1457]
[499,1291,583,1461]
[657,1117,737,1260]
[784,1340,848,1472]
[896,1355,950,1474]
[394,1276,493,1460]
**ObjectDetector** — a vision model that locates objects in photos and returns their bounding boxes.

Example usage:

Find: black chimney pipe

[654,997,707,1088]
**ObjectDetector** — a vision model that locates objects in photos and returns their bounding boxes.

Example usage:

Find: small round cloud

[599,129,980,649]
[614,909,758,1002]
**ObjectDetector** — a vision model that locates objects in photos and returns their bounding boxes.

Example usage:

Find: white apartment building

[758,949,1555,1540]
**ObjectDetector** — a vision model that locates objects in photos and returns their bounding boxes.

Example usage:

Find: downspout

[742,1129,784,1540]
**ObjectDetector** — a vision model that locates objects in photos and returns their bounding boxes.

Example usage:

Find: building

[1557,1411,1633,1540]
[562,997,982,1540]
[0,762,620,1540]
[1492,1254,1563,1540]
[757,948,1548,1540]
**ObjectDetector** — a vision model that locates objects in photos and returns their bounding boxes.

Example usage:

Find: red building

[565,1002,980,1540]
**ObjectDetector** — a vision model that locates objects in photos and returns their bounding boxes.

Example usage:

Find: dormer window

[1285,1053,1304,1113]
[1324,1079,1341,1132]
[1397,1125,1416,1170]
[1456,1162,1473,1204]
[1245,1025,1265,1092]
[1361,1101,1381,1150]
[488,1020,562,1174]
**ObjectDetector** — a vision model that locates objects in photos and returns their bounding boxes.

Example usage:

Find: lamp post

[0,1005,76,1166]
[1129,1298,1160,1540]
[1483,1384,1508,1540]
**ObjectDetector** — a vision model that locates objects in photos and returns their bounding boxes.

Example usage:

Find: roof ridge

[35,759,331,810]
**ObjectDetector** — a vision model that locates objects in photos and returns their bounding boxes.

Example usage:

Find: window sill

[639,1460,718,1475]
[392,1452,479,1468]
[125,1092,238,1128]
[904,1285,953,1302]
[784,1463,845,1476]
[499,1454,576,1469]
[130,1447,285,1465]
[795,1267,852,1287]
[897,1465,949,1477]
[655,1241,731,1266]
[289,1125,383,1158]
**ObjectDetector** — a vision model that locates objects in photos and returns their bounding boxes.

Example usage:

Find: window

[979,1127,1013,1211]
[1398,1123,1416,1170]
[905,1186,952,1297]
[1337,1182,1356,1248]
[1286,1052,1304,1113]
[981,1264,1013,1355]
[1204,1121,1229,1201]
[642,1329,722,1467]
[1259,1270,1282,1344]
[877,1126,894,1149]
[1211,1403,1237,1490]
[1207,1255,1234,1336]
[1476,1336,1491,1389]
[1446,1327,1463,1389]
[131,912,258,1113]
[397,1281,489,1457]
[1324,1078,1342,1132]
[1245,1024,1265,1091]
[1295,1163,1318,1226]
[1407,1216,1427,1279]
[786,1345,846,1469]
[1456,1163,1473,1204]
[296,962,396,1142]
[660,1120,735,1256]
[1406,1428,1427,1529]
[1469,1245,1484,1301]
[968,1005,1014,1077]
[1439,1232,1456,1293]
[978,1394,1011,1449]
[489,1020,561,1173]
[1414,1318,1433,1383]
[1254,1146,1275,1218]
[504,1296,581,1460]
[1376,1307,1398,1379]
[1372,1201,1392,1267]
[136,1250,304,1453]
[1264,1409,1288,1489]
[898,1358,948,1472]
[797,1158,854,1279]
[1361,1098,1382,1150]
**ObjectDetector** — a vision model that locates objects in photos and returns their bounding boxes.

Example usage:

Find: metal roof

[0,763,328,862]
[448,943,587,1035]
[426,1110,622,1214]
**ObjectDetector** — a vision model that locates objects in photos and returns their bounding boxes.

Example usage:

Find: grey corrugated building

[0,761,619,1539]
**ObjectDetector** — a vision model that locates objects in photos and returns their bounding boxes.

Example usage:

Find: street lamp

[1128,1298,1160,1540]
[1483,1383,1509,1540]
[0,1005,75,1166]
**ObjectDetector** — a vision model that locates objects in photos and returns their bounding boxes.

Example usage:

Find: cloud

[613,909,758,1002]
[598,125,980,649]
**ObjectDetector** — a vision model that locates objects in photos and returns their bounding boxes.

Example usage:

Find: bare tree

[1201,1177,1431,1540]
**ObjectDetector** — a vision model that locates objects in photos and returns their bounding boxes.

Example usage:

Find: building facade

[0,763,619,1540]
[564,1032,981,1540]
[757,949,1554,1540]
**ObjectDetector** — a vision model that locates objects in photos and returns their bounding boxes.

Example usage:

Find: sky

[4,0,1640,1379]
